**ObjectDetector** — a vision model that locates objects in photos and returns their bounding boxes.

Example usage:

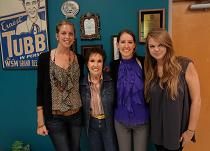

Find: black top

[36,51,84,121]
[149,56,193,150]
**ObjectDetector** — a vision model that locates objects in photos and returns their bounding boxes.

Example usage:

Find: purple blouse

[115,57,149,126]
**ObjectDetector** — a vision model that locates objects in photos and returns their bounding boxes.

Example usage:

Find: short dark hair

[84,47,106,65]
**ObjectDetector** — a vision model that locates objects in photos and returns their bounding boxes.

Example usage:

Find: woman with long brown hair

[144,28,201,151]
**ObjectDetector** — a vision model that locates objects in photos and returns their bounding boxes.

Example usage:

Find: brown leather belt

[52,108,80,116]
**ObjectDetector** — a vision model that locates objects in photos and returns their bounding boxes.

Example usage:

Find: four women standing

[37,20,201,151]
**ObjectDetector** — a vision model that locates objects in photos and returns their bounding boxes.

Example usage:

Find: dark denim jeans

[88,117,118,151]
[45,111,82,151]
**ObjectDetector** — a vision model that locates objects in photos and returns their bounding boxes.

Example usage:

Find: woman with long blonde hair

[144,28,201,151]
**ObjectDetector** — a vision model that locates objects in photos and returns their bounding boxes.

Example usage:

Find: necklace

[53,49,74,69]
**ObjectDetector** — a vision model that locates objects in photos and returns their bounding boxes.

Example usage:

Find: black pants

[46,111,82,151]
[155,145,183,151]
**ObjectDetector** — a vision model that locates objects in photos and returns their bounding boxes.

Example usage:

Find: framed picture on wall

[139,8,165,43]
[112,35,120,60]
[80,13,101,40]
[81,44,103,58]
[0,0,49,69]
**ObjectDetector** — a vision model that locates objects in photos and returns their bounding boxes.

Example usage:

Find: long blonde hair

[144,28,182,102]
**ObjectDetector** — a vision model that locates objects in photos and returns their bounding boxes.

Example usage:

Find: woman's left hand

[180,130,194,147]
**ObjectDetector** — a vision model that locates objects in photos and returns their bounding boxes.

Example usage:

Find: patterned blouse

[50,55,81,112]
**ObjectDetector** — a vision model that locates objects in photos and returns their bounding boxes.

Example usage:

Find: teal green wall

[0,0,168,150]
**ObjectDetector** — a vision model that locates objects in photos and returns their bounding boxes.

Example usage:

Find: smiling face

[148,37,167,63]
[56,24,75,49]
[23,0,39,19]
[87,53,103,78]
[117,32,136,59]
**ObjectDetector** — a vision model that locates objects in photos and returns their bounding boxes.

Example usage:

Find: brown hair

[117,29,136,43]
[144,28,182,101]
[56,20,75,34]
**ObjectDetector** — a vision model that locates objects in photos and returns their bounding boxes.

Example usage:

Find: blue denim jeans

[88,117,118,151]
[45,111,82,151]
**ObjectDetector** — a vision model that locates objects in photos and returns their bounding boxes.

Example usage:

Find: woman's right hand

[37,125,48,136]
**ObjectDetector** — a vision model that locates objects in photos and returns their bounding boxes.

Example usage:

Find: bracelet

[38,124,45,128]
[37,107,43,111]
[187,129,195,133]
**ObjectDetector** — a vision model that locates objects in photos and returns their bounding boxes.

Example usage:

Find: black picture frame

[80,12,101,40]
[139,8,165,43]
[81,44,103,58]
